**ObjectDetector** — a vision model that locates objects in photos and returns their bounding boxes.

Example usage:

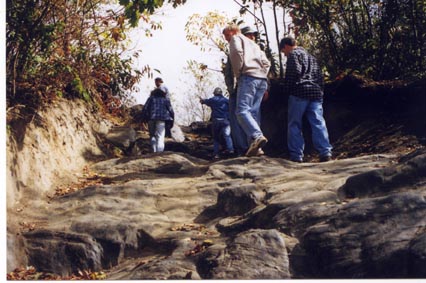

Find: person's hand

[141,122,148,131]
[199,98,204,104]
[262,90,269,102]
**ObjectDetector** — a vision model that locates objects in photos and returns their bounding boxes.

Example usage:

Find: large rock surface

[9,149,426,279]
[6,78,426,279]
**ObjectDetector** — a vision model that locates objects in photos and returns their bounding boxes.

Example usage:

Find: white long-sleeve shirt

[229,33,271,80]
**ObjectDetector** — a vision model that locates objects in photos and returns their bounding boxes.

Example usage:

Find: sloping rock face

[13,149,426,279]
[6,78,426,279]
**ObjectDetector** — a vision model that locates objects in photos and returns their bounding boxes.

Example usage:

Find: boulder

[298,191,426,278]
[197,229,290,279]
[105,126,136,155]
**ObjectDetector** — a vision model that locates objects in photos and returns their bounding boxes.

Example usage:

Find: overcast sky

[128,0,283,105]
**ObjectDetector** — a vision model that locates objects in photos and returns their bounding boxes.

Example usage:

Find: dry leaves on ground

[184,239,214,257]
[52,166,105,197]
[170,223,218,236]
[7,266,107,280]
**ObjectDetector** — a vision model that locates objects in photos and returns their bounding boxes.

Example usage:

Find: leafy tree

[237,0,283,77]
[185,11,231,54]
[233,0,425,80]
[120,0,187,26]
[185,2,282,81]
[288,0,426,80]
[6,0,187,118]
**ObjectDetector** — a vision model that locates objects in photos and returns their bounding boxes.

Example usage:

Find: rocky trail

[6,77,426,279]
[8,127,426,280]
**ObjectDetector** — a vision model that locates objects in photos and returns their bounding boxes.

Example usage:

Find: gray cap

[241,26,258,35]
[213,87,223,95]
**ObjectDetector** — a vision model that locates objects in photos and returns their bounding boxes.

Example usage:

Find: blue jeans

[212,119,234,155]
[287,95,332,160]
[148,120,166,152]
[229,92,248,154]
[236,75,268,144]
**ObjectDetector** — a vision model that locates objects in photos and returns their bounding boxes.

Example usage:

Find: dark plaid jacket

[141,91,174,122]
[283,47,324,100]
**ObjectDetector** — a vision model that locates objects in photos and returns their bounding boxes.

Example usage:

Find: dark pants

[212,119,234,155]
[165,120,173,138]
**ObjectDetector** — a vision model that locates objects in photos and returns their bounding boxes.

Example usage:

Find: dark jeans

[212,119,234,155]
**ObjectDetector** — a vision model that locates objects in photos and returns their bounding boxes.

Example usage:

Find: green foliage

[235,0,425,80]
[121,0,187,27]
[185,12,231,53]
[6,0,162,115]
[71,76,91,102]
[288,0,426,80]
[184,10,281,90]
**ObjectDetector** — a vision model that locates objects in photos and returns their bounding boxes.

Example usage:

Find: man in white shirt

[223,24,271,157]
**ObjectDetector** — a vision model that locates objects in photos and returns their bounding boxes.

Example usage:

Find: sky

[127,0,283,106]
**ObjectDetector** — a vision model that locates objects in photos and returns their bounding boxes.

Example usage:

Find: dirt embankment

[260,75,425,160]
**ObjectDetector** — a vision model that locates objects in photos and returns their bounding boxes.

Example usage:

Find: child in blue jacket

[200,87,234,159]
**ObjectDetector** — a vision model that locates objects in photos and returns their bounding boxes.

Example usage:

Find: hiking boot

[246,136,268,157]
[257,148,265,156]
[319,155,332,162]
[290,157,303,163]
[212,154,220,160]
[223,150,235,156]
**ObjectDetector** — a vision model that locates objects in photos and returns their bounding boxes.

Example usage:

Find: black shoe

[319,155,332,162]
[290,158,303,163]
[220,151,234,159]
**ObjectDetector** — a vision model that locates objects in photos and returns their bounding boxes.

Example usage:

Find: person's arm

[262,78,271,102]
[260,50,271,74]
[229,35,244,79]
[200,98,214,107]
[140,97,152,122]
[314,58,325,90]
[224,57,236,94]
[262,90,269,102]
[167,99,174,120]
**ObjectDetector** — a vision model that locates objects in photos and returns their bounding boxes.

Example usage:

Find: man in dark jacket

[280,36,332,162]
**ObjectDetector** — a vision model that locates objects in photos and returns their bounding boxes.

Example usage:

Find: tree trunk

[272,0,283,78]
